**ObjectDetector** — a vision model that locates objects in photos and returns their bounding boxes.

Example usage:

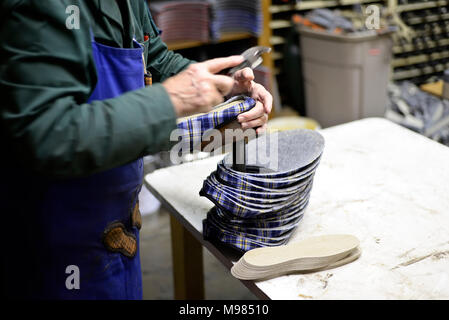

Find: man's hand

[230,67,273,135]
[162,56,244,117]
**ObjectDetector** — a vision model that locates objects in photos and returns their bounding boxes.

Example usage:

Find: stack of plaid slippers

[201,128,325,251]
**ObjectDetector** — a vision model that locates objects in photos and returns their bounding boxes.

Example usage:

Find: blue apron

[0,36,146,299]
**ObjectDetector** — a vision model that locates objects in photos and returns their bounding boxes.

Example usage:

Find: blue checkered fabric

[201,161,320,251]
[216,161,318,190]
[206,213,298,242]
[200,174,313,218]
[214,206,306,229]
[207,170,307,200]
[176,96,256,152]
[219,156,321,180]
[203,215,292,252]
[208,207,306,237]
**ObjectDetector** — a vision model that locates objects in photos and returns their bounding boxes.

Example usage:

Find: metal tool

[221,46,271,76]
[232,137,247,172]
[225,46,271,171]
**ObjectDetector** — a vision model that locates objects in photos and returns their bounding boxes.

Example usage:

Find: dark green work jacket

[0,0,192,178]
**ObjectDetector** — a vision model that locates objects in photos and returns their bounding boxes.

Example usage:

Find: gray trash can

[298,28,393,128]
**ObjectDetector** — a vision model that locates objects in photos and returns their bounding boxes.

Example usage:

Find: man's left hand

[229,67,273,135]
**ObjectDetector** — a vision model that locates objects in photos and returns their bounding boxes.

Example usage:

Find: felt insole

[243,234,359,267]
[231,247,361,281]
[223,129,325,176]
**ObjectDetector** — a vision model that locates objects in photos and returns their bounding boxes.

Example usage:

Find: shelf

[393,61,449,81]
[415,27,449,37]
[397,0,448,13]
[392,54,428,68]
[406,13,449,25]
[272,51,284,60]
[166,32,255,51]
[393,38,449,54]
[270,35,286,45]
[269,19,293,30]
[390,0,449,83]
[269,0,383,14]
[392,51,449,68]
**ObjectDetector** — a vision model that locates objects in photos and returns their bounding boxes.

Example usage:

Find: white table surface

[145,118,449,300]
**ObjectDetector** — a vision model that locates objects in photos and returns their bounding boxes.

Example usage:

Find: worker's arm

[0,1,236,179]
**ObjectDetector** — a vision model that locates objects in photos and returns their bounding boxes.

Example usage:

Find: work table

[145,118,449,299]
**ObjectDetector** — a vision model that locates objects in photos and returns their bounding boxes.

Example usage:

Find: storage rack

[267,0,449,108]
[267,0,386,110]
[391,0,449,84]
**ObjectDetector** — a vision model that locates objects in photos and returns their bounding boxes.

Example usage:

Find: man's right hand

[162,56,244,117]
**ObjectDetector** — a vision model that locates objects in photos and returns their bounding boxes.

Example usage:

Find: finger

[256,123,267,135]
[241,113,268,129]
[237,101,265,122]
[233,67,255,82]
[252,83,273,114]
[204,55,244,74]
[210,74,235,96]
[262,91,273,114]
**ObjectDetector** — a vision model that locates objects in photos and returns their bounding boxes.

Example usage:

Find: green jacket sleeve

[0,0,184,178]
